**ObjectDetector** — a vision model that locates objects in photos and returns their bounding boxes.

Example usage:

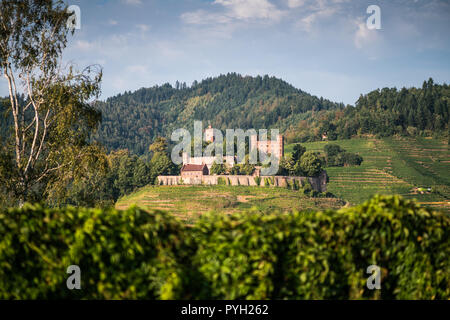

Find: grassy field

[286,136,450,213]
[116,185,345,223]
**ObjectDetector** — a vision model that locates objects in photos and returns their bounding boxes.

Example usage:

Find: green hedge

[0,195,448,299]
[0,205,186,299]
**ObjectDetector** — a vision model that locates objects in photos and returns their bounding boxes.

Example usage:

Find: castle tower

[277,134,284,157]
[205,125,214,143]
[250,134,284,158]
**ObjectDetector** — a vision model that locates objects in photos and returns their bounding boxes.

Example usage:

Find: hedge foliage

[0,205,186,299]
[0,195,448,299]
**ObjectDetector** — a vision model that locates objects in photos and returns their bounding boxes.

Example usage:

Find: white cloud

[136,24,150,32]
[287,0,306,8]
[213,0,285,21]
[354,20,379,49]
[122,0,142,5]
[296,6,337,31]
[182,0,285,27]
[291,0,352,32]
[181,10,232,25]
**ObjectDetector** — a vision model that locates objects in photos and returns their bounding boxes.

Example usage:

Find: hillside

[115,137,449,219]
[115,185,345,223]
[93,73,344,155]
[284,78,449,142]
[286,136,449,213]
[92,75,448,155]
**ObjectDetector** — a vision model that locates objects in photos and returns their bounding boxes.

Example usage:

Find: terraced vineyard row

[116,185,345,223]
[294,137,449,212]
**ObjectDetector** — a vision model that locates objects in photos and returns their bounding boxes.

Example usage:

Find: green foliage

[48,150,153,208]
[210,162,227,175]
[217,177,227,185]
[0,204,187,299]
[299,151,324,177]
[340,152,363,166]
[284,79,449,143]
[149,137,177,181]
[238,163,255,176]
[0,195,448,299]
[324,144,344,158]
[0,1,104,205]
[254,176,261,186]
[299,179,315,196]
[324,144,363,167]
[292,144,306,162]
[190,195,449,299]
[229,165,240,175]
[285,180,291,189]
[277,156,295,176]
[149,137,168,154]
[228,159,255,176]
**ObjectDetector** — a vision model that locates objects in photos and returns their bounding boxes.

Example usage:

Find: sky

[1,0,450,105]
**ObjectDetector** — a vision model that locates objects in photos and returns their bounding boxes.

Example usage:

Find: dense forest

[285,78,449,142]
[93,73,345,154]
[93,74,449,155]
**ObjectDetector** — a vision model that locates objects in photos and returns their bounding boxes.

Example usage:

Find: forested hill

[93,73,345,155]
[280,78,449,143]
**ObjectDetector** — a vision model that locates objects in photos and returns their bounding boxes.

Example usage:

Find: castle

[182,152,235,170]
[183,125,285,169]
[250,134,284,158]
[160,127,327,192]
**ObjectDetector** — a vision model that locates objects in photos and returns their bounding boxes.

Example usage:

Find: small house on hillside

[180,164,209,179]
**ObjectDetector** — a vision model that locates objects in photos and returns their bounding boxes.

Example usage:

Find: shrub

[340,152,363,166]
[189,195,449,299]
[0,196,448,300]
[324,144,363,167]
[0,204,187,299]
[254,176,261,186]
[324,144,344,158]
[210,162,227,175]
[300,151,324,177]
[217,177,226,185]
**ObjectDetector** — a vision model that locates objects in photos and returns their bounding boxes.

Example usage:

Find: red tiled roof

[181,164,207,172]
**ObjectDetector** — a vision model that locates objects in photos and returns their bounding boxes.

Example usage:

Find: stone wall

[157,170,328,192]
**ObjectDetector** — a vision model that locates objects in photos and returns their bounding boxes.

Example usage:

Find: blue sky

[2,0,449,105]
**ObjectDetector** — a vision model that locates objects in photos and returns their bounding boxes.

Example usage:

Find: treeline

[45,138,178,208]
[93,73,344,155]
[285,78,449,142]
[1,195,448,299]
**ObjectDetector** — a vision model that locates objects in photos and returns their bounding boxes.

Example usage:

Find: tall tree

[149,137,177,182]
[0,0,104,205]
